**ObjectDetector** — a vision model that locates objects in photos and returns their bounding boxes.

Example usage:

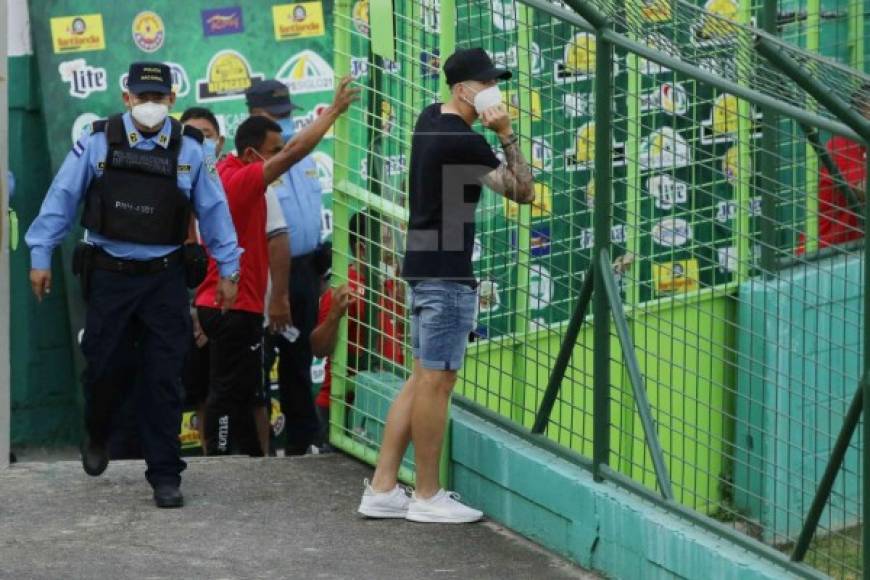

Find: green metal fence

[328,0,870,577]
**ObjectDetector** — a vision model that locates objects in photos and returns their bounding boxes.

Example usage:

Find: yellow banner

[653,259,700,294]
[273,2,325,41]
[50,14,106,54]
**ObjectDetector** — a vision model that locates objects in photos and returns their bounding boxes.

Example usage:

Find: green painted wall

[8,54,80,447]
[458,293,736,514]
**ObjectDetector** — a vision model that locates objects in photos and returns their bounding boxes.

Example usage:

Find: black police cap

[127,62,172,95]
[245,79,302,116]
[443,47,512,86]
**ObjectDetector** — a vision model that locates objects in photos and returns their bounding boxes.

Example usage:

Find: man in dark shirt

[358,48,534,523]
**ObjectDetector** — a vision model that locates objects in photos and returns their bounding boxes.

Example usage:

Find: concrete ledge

[450,407,801,580]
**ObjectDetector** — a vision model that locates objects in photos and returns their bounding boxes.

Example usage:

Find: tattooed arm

[479,106,535,204]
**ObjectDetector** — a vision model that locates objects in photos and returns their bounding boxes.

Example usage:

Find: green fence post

[759,0,779,274]
[511,3,533,427]
[438,0,456,490]
[848,0,864,72]
[736,0,753,282]
[330,0,353,449]
[593,29,614,482]
[864,153,870,578]
[804,0,820,254]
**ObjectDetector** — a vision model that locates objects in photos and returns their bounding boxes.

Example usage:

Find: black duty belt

[92,248,183,275]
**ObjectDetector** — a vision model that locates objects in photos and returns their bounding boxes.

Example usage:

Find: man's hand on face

[480,104,512,137]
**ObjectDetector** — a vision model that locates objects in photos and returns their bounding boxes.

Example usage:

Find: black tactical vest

[81,114,203,245]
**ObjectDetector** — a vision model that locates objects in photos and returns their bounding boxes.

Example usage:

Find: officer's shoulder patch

[71,139,86,158]
[178,164,192,174]
[182,125,204,144]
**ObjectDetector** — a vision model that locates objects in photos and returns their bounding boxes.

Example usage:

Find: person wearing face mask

[245,80,333,456]
[25,62,242,508]
[194,78,359,458]
[358,48,535,523]
[180,107,291,456]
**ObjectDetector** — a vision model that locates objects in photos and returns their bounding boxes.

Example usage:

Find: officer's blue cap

[127,62,172,95]
[246,80,301,116]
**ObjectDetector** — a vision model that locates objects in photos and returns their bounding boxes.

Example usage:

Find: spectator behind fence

[358,47,534,523]
[815,84,870,248]
[309,212,369,451]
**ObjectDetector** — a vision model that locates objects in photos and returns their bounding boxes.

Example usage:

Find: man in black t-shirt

[358,48,534,524]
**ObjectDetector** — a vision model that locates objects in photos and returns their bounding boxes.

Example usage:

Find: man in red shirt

[195,78,358,455]
[818,135,865,247]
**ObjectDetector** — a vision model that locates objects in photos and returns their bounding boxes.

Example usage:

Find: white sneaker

[357,479,411,518]
[405,489,484,524]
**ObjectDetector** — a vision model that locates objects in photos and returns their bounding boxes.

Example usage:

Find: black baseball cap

[127,62,172,95]
[443,47,512,86]
[246,80,302,116]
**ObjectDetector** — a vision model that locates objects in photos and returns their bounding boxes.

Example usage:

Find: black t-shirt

[402,103,500,287]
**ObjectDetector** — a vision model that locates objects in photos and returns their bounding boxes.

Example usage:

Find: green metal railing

[329,0,870,577]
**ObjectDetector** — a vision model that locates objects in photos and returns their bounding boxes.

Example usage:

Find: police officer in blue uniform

[26,62,242,508]
[246,80,328,455]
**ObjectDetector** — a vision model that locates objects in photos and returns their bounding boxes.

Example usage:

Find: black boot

[153,484,184,509]
[81,436,109,477]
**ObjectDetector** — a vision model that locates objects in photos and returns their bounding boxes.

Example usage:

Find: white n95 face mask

[473,85,503,115]
[131,102,169,129]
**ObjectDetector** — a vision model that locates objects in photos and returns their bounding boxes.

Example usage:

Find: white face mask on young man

[131,101,169,129]
[461,83,503,115]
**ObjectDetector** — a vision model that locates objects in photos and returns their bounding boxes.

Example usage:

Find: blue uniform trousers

[81,262,189,488]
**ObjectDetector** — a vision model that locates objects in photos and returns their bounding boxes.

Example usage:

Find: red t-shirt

[377,278,405,366]
[315,266,365,409]
[196,155,268,314]
[818,136,865,247]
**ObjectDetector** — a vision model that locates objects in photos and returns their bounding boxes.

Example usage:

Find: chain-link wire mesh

[770,0,866,73]
[330,0,867,577]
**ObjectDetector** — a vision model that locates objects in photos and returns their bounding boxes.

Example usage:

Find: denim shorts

[410,280,477,371]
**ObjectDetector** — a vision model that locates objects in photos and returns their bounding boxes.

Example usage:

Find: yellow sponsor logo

[352,0,370,35]
[653,260,700,294]
[197,50,264,102]
[504,89,542,121]
[131,11,165,53]
[504,182,552,219]
[693,0,739,46]
[179,411,202,449]
[50,14,106,54]
[642,0,672,22]
[273,2,325,41]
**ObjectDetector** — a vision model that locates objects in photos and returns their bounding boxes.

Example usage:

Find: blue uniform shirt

[26,112,241,277]
[273,155,322,257]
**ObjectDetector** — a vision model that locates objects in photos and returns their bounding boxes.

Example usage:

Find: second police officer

[246,80,328,455]
[25,62,243,508]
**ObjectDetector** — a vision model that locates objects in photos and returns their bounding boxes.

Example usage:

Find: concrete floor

[0,453,599,580]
